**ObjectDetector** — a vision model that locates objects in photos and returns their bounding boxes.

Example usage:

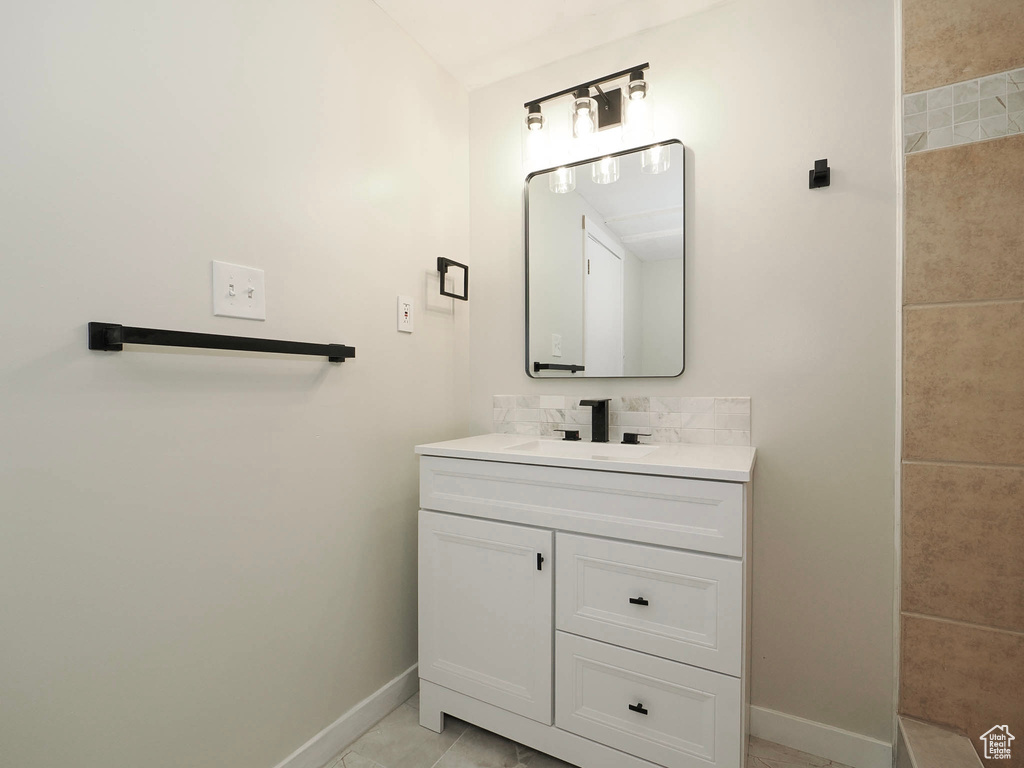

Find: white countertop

[415,433,756,482]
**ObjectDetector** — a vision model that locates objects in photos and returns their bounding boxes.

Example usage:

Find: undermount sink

[506,439,657,460]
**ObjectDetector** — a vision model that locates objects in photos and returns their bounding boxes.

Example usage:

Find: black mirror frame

[524,139,685,379]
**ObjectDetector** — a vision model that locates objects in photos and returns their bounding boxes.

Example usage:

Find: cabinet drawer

[555,632,741,768]
[556,534,742,675]
[420,456,745,556]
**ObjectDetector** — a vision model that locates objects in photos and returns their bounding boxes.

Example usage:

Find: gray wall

[0,2,469,766]
[467,0,898,742]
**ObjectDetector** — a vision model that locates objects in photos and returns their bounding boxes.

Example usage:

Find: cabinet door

[419,510,553,724]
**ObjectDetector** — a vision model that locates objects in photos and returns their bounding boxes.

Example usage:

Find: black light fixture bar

[533,362,585,374]
[88,322,355,363]
[524,63,649,108]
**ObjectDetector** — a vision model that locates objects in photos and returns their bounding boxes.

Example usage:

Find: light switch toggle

[213,261,266,320]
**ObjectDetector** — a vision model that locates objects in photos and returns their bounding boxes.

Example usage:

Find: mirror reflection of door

[583,217,624,376]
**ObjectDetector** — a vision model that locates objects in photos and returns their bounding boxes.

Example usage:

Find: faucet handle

[554,428,581,442]
[622,432,651,445]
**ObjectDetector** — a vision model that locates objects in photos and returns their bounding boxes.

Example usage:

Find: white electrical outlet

[552,333,562,357]
[398,295,414,333]
[212,261,266,320]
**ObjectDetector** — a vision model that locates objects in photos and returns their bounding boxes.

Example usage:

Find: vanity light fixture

[522,63,650,144]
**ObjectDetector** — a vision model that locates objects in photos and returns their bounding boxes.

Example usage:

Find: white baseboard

[750,706,893,768]
[272,664,419,768]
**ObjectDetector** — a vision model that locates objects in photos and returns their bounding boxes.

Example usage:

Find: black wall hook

[809,159,830,189]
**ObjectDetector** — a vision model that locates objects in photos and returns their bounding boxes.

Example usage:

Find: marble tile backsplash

[904,66,1024,153]
[493,395,751,446]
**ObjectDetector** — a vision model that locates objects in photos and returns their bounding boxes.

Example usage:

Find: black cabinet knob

[628,702,649,715]
[629,596,649,606]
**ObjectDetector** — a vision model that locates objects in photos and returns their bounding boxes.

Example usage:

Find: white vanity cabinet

[416,435,755,768]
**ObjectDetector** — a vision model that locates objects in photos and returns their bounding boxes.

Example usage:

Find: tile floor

[323,692,855,768]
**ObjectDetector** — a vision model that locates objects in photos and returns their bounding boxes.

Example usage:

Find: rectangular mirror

[526,140,684,378]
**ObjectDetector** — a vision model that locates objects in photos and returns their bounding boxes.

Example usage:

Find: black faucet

[579,399,611,443]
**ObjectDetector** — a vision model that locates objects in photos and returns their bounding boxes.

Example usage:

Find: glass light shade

[591,156,620,184]
[549,166,576,194]
[571,96,597,138]
[623,91,653,144]
[641,144,671,174]
[522,116,551,170]
[525,110,544,131]
[627,77,648,100]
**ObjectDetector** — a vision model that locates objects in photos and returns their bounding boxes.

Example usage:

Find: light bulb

[576,112,594,136]
[522,122,550,170]
[572,90,598,140]
[623,94,653,144]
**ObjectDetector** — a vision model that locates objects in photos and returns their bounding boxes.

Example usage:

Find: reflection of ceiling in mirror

[573,147,683,262]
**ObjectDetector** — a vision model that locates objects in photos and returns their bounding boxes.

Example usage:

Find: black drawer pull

[629,702,648,715]
[629,596,649,606]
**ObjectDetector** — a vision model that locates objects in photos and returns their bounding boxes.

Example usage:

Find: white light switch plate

[212,261,266,320]
[552,334,562,357]
[398,295,414,333]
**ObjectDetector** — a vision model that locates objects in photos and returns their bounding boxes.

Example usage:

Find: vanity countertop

[415,433,756,483]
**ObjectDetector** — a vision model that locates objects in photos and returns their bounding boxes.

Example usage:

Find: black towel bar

[533,362,585,374]
[88,322,355,363]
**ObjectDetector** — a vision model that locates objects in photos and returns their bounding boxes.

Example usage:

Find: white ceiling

[370,0,727,89]
[574,144,683,261]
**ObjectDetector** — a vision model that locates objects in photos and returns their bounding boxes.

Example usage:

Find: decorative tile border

[493,395,751,446]
[904,66,1024,154]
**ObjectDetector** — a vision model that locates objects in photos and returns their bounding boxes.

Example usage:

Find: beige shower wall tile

[902,462,1024,632]
[900,615,1024,764]
[905,134,1024,304]
[904,0,1024,92]
[903,303,1024,465]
